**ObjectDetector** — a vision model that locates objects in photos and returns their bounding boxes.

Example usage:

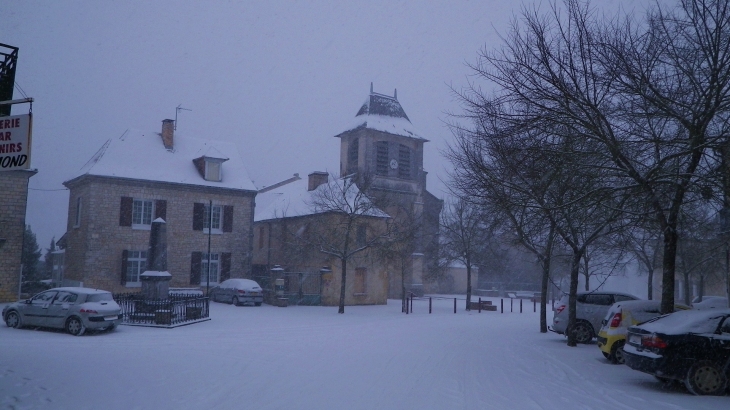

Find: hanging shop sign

[0,113,32,171]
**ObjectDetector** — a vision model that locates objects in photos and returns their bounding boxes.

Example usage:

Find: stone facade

[253,212,389,306]
[63,175,255,293]
[0,170,36,302]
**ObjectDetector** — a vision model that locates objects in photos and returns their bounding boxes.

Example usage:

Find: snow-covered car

[550,291,639,344]
[209,279,263,306]
[623,308,730,395]
[2,287,122,336]
[692,296,728,310]
[597,300,690,364]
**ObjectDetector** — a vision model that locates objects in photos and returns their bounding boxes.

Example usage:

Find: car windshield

[86,293,114,302]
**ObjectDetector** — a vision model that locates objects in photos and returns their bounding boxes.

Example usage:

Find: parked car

[209,279,263,306]
[597,300,690,364]
[550,291,640,344]
[2,287,122,336]
[623,308,730,395]
[692,296,728,310]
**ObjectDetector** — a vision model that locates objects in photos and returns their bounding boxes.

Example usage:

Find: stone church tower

[334,84,442,297]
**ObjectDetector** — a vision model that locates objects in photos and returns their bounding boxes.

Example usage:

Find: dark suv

[623,309,730,395]
[550,291,639,344]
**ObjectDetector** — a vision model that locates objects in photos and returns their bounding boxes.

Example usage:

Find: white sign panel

[0,113,32,171]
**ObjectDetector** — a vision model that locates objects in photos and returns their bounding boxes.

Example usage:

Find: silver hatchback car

[550,291,639,344]
[2,287,122,336]
[210,279,264,306]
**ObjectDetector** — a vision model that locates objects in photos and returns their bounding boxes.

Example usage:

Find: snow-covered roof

[70,129,256,191]
[336,89,427,141]
[254,173,389,222]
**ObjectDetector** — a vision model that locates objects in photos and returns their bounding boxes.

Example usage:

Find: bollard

[454,298,457,314]
[534,299,536,312]
[410,295,413,313]
[478,297,482,313]
[429,297,432,314]
[511,298,513,312]
[501,298,503,313]
[406,295,409,314]
[520,298,523,313]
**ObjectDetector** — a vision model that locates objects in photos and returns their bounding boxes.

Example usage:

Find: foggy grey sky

[2,0,643,251]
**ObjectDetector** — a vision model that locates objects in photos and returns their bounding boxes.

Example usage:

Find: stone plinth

[140,271,172,300]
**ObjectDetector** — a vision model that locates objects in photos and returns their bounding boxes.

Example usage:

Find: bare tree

[306,176,391,313]
[440,197,490,310]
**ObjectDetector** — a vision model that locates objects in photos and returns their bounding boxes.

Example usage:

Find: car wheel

[571,321,594,344]
[106,324,116,332]
[255,302,262,306]
[609,340,625,364]
[685,361,727,395]
[5,311,20,328]
[232,296,239,306]
[65,317,86,336]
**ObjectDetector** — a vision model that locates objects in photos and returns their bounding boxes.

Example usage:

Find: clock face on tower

[389,159,398,170]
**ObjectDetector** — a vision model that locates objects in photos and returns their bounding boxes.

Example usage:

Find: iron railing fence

[114,293,209,326]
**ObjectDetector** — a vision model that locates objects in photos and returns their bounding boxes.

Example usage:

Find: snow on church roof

[254,174,389,222]
[336,87,427,141]
[71,128,256,191]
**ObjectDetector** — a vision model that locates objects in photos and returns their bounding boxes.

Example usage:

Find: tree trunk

[583,256,590,291]
[647,268,653,300]
[566,251,582,347]
[465,257,472,311]
[540,226,554,333]
[660,227,678,314]
[339,257,347,314]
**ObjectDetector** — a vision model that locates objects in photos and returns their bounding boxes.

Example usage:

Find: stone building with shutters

[61,119,256,293]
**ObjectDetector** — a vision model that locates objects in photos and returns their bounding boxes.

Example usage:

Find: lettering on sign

[0,114,32,171]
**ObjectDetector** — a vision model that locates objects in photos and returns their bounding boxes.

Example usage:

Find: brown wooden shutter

[119,197,133,227]
[190,252,202,285]
[121,250,129,285]
[220,252,232,281]
[193,203,205,231]
[223,205,234,232]
[155,200,167,221]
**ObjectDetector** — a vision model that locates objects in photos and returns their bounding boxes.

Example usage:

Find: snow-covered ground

[1,296,726,410]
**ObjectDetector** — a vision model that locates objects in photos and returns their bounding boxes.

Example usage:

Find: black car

[623,308,730,395]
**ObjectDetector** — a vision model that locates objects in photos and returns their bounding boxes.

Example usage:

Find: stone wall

[63,175,255,293]
[0,170,35,302]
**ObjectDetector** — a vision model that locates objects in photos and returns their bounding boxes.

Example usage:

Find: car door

[584,294,613,332]
[23,290,58,327]
[45,291,77,329]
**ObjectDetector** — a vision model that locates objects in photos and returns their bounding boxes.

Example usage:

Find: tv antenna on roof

[175,104,192,130]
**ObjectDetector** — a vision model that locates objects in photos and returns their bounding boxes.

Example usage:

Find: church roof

[336,85,427,141]
[254,173,389,222]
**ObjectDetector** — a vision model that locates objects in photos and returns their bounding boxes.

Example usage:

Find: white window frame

[74,196,82,227]
[203,204,222,234]
[205,160,222,182]
[132,199,154,230]
[201,253,220,285]
[126,250,147,287]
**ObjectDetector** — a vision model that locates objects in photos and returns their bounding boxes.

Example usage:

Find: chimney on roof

[308,171,329,191]
[394,89,397,100]
[161,119,174,150]
[370,82,373,93]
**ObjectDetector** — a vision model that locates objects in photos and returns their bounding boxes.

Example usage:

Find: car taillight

[609,312,622,328]
[556,305,566,314]
[79,308,98,314]
[237,289,246,295]
[642,334,667,349]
